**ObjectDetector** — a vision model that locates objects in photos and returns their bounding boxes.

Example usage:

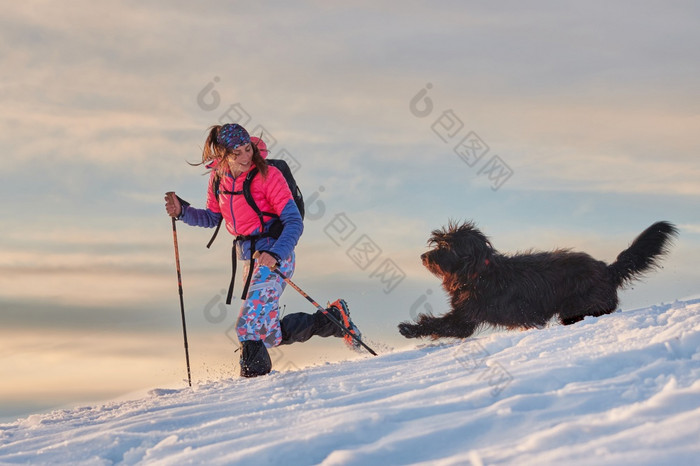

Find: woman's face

[228,143,253,171]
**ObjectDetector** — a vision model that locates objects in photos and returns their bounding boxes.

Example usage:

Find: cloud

[3,1,698,201]
[679,224,700,235]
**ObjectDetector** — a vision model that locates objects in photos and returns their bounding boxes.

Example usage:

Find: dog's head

[421,221,495,279]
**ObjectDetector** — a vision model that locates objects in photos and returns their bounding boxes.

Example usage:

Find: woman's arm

[179,200,223,228]
[266,200,303,261]
[257,168,303,262]
[166,190,223,229]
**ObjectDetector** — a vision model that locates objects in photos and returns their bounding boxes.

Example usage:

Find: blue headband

[218,124,251,150]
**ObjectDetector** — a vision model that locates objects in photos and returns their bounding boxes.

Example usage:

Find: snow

[1,299,699,465]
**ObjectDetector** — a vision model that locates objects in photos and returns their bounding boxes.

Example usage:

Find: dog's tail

[608,221,678,288]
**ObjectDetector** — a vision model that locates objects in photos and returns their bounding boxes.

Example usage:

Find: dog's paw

[398,321,422,339]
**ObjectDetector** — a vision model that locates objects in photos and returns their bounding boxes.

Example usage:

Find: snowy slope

[1,299,699,465]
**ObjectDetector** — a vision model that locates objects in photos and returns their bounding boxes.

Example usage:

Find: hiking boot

[327,299,363,351]
[239,340,272,377]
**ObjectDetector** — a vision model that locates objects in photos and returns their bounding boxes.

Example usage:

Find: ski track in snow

[1,299,699,465]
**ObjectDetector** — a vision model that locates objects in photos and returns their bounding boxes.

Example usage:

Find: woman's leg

[237,254,295,376]
[237,253,295,348]
[279,310,345,345]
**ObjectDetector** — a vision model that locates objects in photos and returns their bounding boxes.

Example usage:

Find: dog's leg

[398,320,428,338]
[559,315,584,326]
[559,287,619,326]
[399,312,478,339]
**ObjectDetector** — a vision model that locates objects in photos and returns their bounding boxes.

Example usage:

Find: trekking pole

[168,193,192,386]
[275,270,377,356]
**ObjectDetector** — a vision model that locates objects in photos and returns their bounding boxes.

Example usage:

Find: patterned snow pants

[236,253,295,348]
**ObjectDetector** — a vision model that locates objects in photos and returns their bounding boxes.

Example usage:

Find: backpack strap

[243,168,281,230]
[225,240,238,305]
[267,159,305,219]
[206,174,254,249]
[206,175,224,249]
[225,234,266,304]
[240,236,257,300]
[206,218,223,249]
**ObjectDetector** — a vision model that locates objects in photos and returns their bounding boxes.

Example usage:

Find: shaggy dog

[399,221,678,339]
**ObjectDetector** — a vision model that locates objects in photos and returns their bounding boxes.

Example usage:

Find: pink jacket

[206,165,293,237]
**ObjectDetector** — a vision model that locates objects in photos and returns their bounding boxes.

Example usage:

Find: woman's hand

[164,192,182,218]
[253,251,278,269]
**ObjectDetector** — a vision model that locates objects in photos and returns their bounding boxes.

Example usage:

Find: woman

[165,123,360,377]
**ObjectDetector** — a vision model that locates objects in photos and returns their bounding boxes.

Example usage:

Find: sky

[1,0,699,422]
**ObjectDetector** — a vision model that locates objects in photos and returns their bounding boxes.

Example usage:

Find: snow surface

[1,299,699,465]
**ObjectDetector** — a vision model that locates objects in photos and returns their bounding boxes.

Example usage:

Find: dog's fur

[398,221,678,339]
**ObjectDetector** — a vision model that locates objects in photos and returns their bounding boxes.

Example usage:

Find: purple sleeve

[266,199,303,261]
[179,199,223,228]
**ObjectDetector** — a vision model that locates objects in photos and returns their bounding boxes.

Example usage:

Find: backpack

[206,158,304,304]
[248,158,305,224]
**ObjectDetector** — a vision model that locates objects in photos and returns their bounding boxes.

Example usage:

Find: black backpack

[207,158,304,303]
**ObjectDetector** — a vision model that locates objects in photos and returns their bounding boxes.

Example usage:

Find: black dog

[399,221,678,339]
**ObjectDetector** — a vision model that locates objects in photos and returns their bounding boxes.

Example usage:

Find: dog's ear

[457,235,494,278]
[456,255,478,277]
